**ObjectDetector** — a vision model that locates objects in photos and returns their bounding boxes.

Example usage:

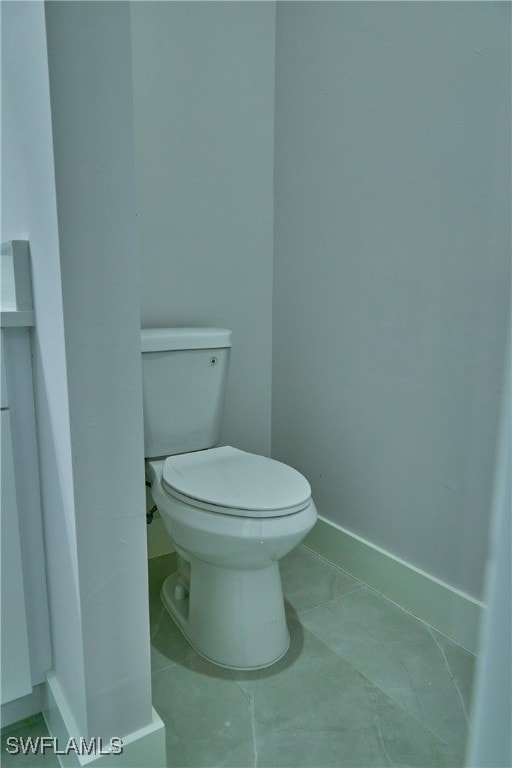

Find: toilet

[142,327,317,670]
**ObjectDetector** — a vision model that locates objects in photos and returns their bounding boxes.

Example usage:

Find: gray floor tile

[152,656,256,768]
[1,715,59,768]
[280,545,363,615]
[152,617,459,768]
[299,586,475,761]
[429,631,476,716]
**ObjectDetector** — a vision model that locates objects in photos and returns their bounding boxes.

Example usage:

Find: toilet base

[161,559,290,670]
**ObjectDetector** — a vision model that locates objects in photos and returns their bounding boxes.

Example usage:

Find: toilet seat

[161,446,311,518]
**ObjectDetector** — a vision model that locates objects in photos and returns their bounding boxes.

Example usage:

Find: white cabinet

[1,242,51,715]
[0,405,33,704]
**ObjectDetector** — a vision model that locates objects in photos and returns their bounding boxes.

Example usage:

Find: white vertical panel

[45,0,154,741]
[0,336,7,409]
[0,409,32,704]
[467,329,511,767]
[2,328,52,686]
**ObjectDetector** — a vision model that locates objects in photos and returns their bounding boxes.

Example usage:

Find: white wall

[44,0,153,741]
[131,1,276,456]
[272,1,510,599]
[1,0,86,726]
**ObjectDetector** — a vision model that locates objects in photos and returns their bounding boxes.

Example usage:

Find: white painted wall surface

[45,0,153,740]
[0,0,86,726]
[272,2,510,599]
[131,1,276,456]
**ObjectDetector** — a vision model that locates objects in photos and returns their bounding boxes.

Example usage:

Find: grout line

[426,626,470,723]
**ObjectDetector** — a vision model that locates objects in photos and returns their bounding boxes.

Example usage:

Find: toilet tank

[141,328,232,459]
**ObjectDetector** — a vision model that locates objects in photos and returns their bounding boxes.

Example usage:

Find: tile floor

[149,546,475,768]
[1,714,56,768]
[1,545,476,768]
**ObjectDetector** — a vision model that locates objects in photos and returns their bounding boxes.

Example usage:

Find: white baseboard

[43,672,166,767]
[303,515,483,654]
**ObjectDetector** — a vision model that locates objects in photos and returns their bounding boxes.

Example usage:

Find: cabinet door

[1,409,32,704]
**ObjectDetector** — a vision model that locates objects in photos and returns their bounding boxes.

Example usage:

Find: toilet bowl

[146,446,317,670]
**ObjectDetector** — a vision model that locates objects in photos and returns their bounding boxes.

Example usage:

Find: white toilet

[142,327,317,670]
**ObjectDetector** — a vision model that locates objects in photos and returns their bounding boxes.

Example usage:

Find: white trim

[43,672,166,768]
[303,515,483,653]
[0,310,35,327]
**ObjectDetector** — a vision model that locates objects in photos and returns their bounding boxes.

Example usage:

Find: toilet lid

[161,446,311,518]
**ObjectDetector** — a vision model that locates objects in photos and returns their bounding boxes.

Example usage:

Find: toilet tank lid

[141,327,232,352]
